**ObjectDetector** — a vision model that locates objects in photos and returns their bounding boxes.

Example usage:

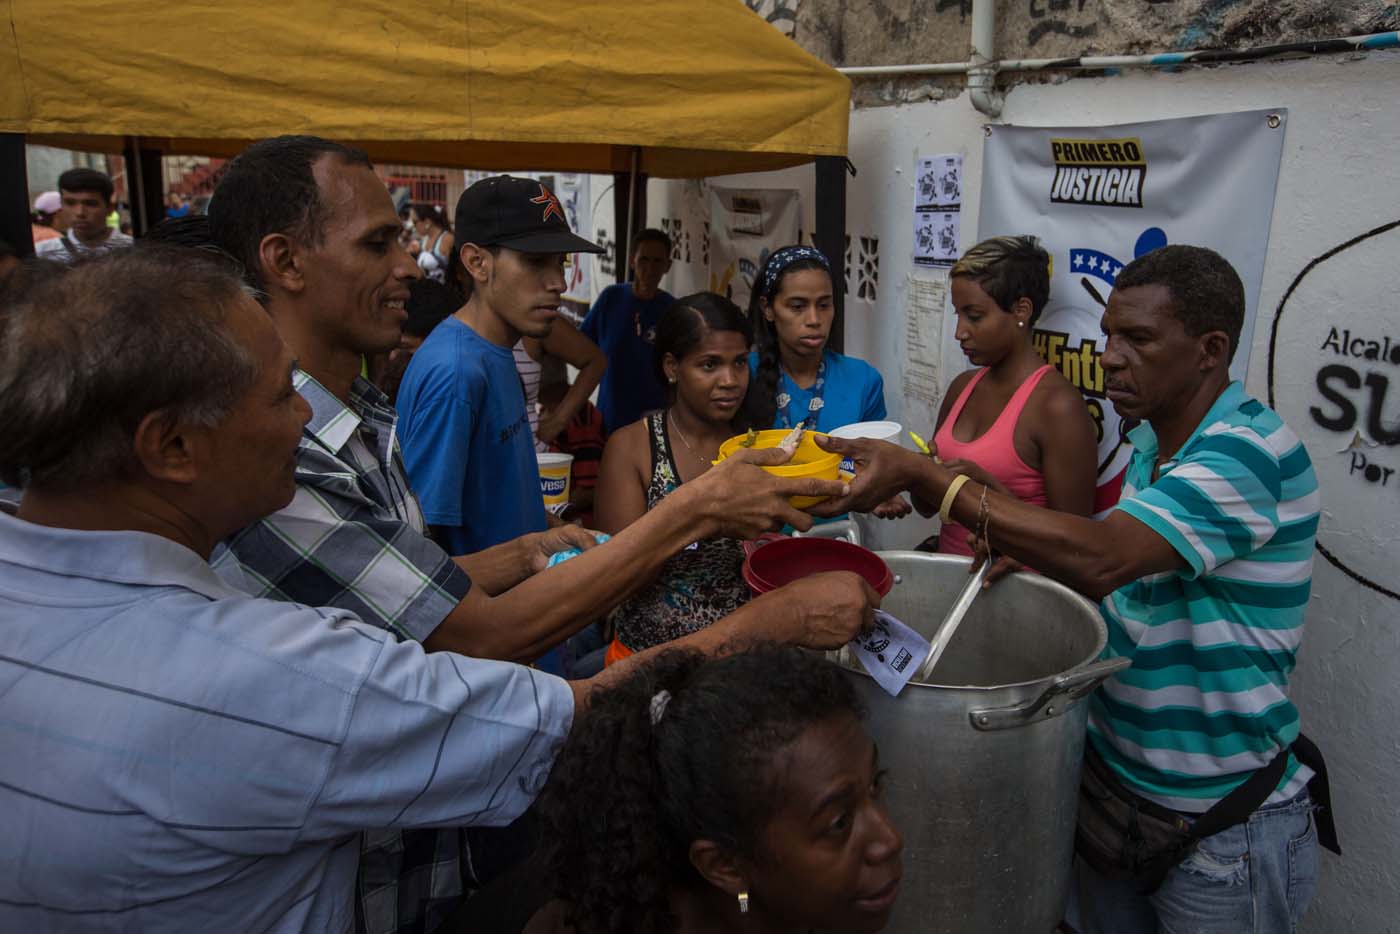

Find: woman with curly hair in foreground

[527,644,904,934]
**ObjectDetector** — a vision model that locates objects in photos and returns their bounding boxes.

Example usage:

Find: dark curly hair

[631,227,671,257]
[411,201,450,232]
[445,241,501,304]
[739,248,832,430]
[1112,244,1245,363]
[208,135,372,296]
[58,167,114,203]
[538,644,864,934]
[652,291,752,412]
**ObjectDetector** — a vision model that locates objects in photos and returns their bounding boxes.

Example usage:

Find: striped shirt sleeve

[304,639,573,841]
[1116,427,1281,579]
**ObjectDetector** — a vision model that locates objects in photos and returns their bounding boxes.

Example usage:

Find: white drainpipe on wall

[837,30,1400,117]
[967,0,1004,118]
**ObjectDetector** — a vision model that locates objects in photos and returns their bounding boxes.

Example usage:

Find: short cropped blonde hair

[950,235,1051,322]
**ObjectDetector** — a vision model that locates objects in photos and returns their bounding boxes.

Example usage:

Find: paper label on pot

[850,611,932,697]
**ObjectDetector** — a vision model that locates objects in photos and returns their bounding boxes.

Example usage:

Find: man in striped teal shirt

[814,245,1323,932]
[1094,379,1317,813]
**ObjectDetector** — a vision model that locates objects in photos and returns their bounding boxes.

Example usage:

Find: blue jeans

[1067,790,1319,934]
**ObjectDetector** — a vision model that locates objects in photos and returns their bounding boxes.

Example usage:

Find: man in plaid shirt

[207,137,856,933]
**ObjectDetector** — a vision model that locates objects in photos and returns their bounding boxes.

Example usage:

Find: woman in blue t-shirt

[740,245,908,519]
[742,245,887,432]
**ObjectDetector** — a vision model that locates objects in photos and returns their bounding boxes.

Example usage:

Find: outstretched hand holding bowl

[807,434,924,518]
[674,442,850,538]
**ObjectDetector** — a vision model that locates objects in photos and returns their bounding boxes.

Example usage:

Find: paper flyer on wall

[913,154,962,267]
[903,276,946,408]
[976,110,1286,514]
[914,210,960,267]
[917,154,962,209]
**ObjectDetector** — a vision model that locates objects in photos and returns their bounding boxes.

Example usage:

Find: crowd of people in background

[0,135,1329,934]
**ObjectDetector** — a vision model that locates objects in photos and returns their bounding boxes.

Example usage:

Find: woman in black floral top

[595,293,754,662]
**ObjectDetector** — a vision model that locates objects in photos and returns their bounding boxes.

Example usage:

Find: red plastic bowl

[743,536,894,597]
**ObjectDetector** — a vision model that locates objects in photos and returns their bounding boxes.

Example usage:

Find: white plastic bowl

[827,421,904,478]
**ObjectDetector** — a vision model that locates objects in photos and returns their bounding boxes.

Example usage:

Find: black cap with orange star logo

[453,175,604,254]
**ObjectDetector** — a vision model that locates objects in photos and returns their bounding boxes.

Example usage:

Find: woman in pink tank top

[924,237,1098,559]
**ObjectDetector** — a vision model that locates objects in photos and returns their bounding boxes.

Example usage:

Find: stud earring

[738,892,750,914]
[1018,321,1025,328]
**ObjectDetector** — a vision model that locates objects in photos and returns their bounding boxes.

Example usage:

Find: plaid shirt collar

[295,369,399,466]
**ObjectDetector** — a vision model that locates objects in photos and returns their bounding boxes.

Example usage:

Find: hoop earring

[738,892,750,914]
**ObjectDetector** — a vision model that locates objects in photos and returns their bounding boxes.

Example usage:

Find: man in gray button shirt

[0,248,875,933]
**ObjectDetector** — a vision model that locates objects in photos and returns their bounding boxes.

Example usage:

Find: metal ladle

[915,559,990,682]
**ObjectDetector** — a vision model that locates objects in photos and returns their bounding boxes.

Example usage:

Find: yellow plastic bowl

[715,429,843,508]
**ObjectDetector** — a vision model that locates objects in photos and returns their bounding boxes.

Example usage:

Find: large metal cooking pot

[840,552,1128,934]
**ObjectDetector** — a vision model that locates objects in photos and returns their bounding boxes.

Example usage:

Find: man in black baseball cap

[396,177,603,579]
[453,174,604,256]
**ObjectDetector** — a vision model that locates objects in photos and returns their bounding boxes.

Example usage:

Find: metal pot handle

[968,657,1131,732]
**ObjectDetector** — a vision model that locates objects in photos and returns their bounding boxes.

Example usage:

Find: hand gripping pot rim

[827,421,903,479]
[537,451,574,505]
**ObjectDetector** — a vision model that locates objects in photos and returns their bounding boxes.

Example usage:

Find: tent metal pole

[122,136,164,237]
[814,155,847,354]
[0,134,33,258]
[621,147,639,284]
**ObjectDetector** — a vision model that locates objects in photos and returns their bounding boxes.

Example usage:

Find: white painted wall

[649,49,1400,931]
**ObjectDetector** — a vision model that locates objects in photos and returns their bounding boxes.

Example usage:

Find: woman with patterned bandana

[740,245,909,521]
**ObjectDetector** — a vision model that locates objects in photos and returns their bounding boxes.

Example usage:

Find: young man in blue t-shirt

[580,227,674,434]
[396,176,605,556]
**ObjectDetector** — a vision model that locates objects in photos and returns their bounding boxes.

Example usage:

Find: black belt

[1183,733,1339,855]
[1292,733,1341,856]
[1091,733,1340,856]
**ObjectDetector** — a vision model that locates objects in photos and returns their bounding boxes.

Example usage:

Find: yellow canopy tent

[0,0,850,177]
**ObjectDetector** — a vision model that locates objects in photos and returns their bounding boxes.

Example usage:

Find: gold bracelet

[939,474,970,524]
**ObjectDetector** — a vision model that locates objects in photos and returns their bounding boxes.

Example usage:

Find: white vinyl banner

[708,187,801,312]
[977,110,1286,511]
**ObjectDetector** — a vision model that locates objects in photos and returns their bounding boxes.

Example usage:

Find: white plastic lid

[827,420,903,442]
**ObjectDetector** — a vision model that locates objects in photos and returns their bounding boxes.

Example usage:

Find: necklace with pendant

[669,411,719,468]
